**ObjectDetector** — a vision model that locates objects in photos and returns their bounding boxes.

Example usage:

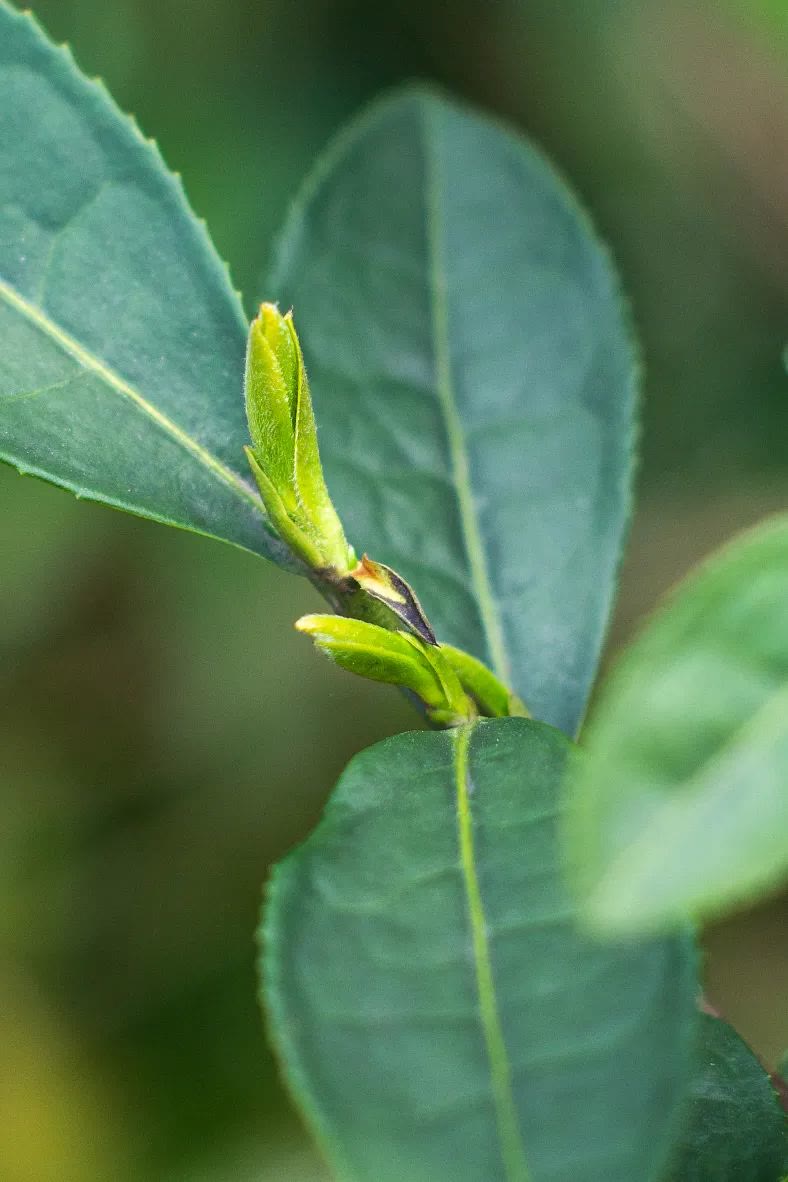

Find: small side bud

[295,615,475,727]
[245,304,354,574]
[347,555,437,644]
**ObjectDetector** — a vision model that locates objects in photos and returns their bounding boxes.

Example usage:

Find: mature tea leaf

[664,1015,787,1182]
[263,718,697,1182]
[0,3,295,567]
[269,88,638,734]
[566,514,788,932]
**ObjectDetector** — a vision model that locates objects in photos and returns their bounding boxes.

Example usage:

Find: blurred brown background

[2,1,787,1178]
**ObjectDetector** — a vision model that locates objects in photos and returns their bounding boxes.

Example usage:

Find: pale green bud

[245,304,299,502]
[245,304,354,574]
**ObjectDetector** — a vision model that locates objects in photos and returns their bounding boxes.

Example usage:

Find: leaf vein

[422,104,512,684]
[454,724,531,1182]
[0,275,262,512]
[0,370,83,404]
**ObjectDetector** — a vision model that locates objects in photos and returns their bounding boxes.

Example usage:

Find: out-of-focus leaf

[565,514,788,933]
[269,87,638,735]
[664,1015,787,1182]
[0,3,294,568]
[263,718,697,1182]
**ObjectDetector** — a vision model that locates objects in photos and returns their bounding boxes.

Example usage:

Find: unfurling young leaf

[296,613,531,725]
[245,303,355,575]
[295,614,475,726]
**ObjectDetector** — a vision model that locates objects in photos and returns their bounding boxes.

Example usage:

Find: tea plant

[0,4,785,1180]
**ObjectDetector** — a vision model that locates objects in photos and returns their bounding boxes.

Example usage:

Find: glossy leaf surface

[263,718,697,1182]
[269,88,638,735]
[566,514,788,932]
[0,4,294,567]
[664,1015,787,1182]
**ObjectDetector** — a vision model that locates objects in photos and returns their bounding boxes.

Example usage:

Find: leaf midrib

[0,275,262,511]
[454,724,530,1182]
[422,103,511,687]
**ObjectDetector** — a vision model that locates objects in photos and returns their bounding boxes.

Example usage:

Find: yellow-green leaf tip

[294,614,475,727]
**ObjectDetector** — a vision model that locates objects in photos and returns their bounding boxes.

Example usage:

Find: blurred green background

[2,0,788,1178]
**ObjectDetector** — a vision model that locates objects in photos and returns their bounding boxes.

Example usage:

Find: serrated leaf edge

[1,3,295,562]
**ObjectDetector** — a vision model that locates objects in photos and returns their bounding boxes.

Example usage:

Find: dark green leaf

[269,88,638,734]
[0,3,295,567]
[263,718,697,1182]
[565,514,788,933]
[664,1015,787,1182]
